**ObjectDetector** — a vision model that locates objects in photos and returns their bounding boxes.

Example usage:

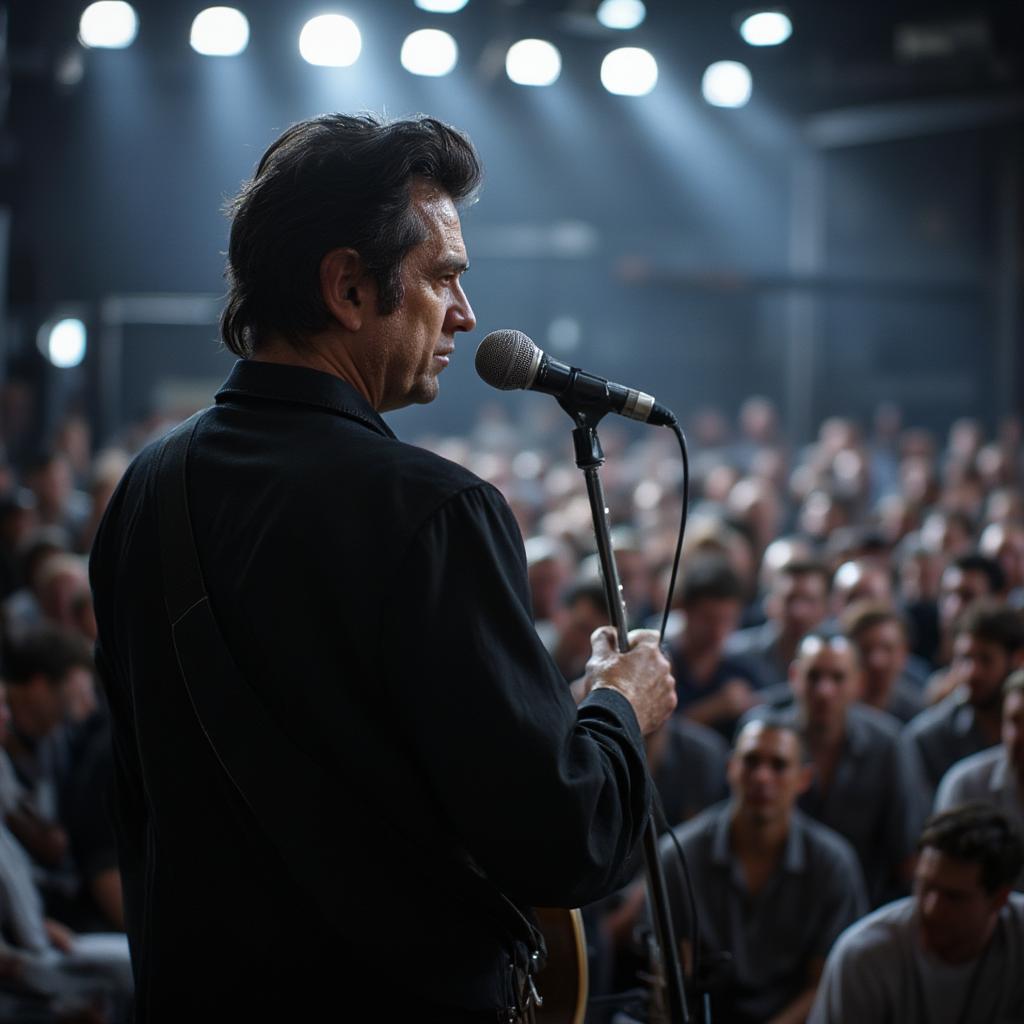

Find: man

[809,804,1024,1023]
[667,555,764,738]
[658,716,866,1024]
[903,602,1024,800]
[935,669,1024,887]
[726,560,831,688]
[744,633,921,906]
[841,602,924,724]
[89,114,675,1022]
[553,576,611,683]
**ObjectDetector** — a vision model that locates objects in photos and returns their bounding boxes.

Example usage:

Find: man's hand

[587,627,676,735]
[43,918,75,954]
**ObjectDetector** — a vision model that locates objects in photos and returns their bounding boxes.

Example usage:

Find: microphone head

[475,330,541,391]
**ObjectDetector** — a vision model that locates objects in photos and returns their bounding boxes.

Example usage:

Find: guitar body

[533,907,588,1024]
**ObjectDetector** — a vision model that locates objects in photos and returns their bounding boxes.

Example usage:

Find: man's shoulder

[829,897,915,963]
[668,717,730,760]
[939,745,1004,793]
[795,809,863,875]
[903,692,962,742]
[671,802,729,850]
[725,621,776,655]
[848,703,902,744]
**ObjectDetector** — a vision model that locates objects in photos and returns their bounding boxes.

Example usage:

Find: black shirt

[89,360,652,1021]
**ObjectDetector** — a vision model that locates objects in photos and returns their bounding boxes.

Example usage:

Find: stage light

[40,319,87,369]
[299,14,362,67]
[739,11,792,46]
[600,47,658,96]
[401,29,458,76]
[596,0,646,30]
[702,60,752,107]
[78,2,138,49]
[414,0,469,11]
[505,39,561,87]
[190,7,250,57]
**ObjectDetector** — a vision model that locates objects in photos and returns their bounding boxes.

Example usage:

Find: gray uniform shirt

[809,894,1024,1024]
[659,803,867,1024]
[935,747,1024,890]
[902,691,996,799]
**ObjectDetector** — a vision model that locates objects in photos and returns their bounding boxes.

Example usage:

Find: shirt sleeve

[808,927,895,1024]
[376,482,652,908]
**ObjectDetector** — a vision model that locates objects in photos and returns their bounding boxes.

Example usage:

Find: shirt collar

[712,803,808,874]
[214,359,397,440]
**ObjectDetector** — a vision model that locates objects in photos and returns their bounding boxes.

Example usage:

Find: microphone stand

[560,400,690,1024]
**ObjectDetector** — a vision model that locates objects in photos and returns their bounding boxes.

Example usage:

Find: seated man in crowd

[726,560,831,689]
[903,602,1024,799]
[646,715,729,831]
[0,680,132,1023]
[667,556,764,739]
[809,804,1024,1023]
[935,669,1024,888]
[842,602,924,723]
[743,633,921,906]
[658,715,866,1024]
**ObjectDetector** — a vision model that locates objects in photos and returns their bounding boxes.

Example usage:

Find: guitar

[532,907,588,1024]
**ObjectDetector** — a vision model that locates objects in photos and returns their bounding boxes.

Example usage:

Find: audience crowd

[0,393,1021,1022]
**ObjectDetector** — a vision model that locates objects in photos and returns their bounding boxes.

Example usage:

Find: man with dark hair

[936,669,1024,888]
[903,602,1024,799]
[667,555,763,738]
[658,716,866,1024]
[810,804,1024,1023]
[726,559,832,688]
[744,633,922,905]
[841,602,923,723]
[90,113,675,1022]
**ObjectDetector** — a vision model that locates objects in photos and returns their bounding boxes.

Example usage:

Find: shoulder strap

[153,413,544,957]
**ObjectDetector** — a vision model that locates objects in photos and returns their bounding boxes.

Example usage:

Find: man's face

[557,597,608,680]
[951,632,1011,709]
[855,620,908,693]
[1002,689,1024,778]
[940,567,992,631]
[790,642,861,733]
[61,666,97,724]
[727,723,809,827]
[915,847,1007,963]
[372,184,476,412]
[683,597,740,655]
[768,572,828,638]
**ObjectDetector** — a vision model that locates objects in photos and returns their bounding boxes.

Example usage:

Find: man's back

[90,361,652,1020]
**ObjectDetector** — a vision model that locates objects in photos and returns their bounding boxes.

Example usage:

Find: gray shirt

[809,894,1024,1024]
[743,701,925,906]
[659,803,867,1024]
[902,691,996,799]
[935,747,1024,890]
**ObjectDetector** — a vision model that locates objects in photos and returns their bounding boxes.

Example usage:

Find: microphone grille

[475,330,539,391]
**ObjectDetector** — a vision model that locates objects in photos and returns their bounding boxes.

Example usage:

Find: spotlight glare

[702,60,752,107]
[505,39,561,87]
[299,14,362,67]
[739,11,792,46]
[596,0,646,30]
[414,0,469,11]
[401,29,458,76]
[600,47,658,96]
[190,7,249,57]
[41,319,88,369]
[78,1,138,49]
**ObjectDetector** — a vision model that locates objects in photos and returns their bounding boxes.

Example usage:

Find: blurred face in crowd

[853,620,908,704]
[62,665,98,724]
[1002,688,1024,783]
[951,632,1013,710]
[980,523,1024,593]
[790,638,861,736]
[728,722,810,828]
[615,549,652,617]
[682,596,741,656]
[768,571,829,640]
[831,561,893,616]
[529,557,570,624]
[556,594,608,681]
[915,848,1009,964]
[29,456,73,518]
[940,566,995,633]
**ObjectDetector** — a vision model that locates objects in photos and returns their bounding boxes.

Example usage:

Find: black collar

[215,359,397,440]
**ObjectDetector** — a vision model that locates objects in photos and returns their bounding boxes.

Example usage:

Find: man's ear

[320,248,375,331]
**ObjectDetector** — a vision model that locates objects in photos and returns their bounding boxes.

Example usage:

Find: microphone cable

[651,417,707,1023]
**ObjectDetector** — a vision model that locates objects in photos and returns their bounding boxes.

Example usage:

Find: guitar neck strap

[153,412,545,973]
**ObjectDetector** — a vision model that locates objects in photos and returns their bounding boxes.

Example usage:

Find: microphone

[474,329,676,427]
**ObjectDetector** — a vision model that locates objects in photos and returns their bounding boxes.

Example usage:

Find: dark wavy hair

[220,113,483,357]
